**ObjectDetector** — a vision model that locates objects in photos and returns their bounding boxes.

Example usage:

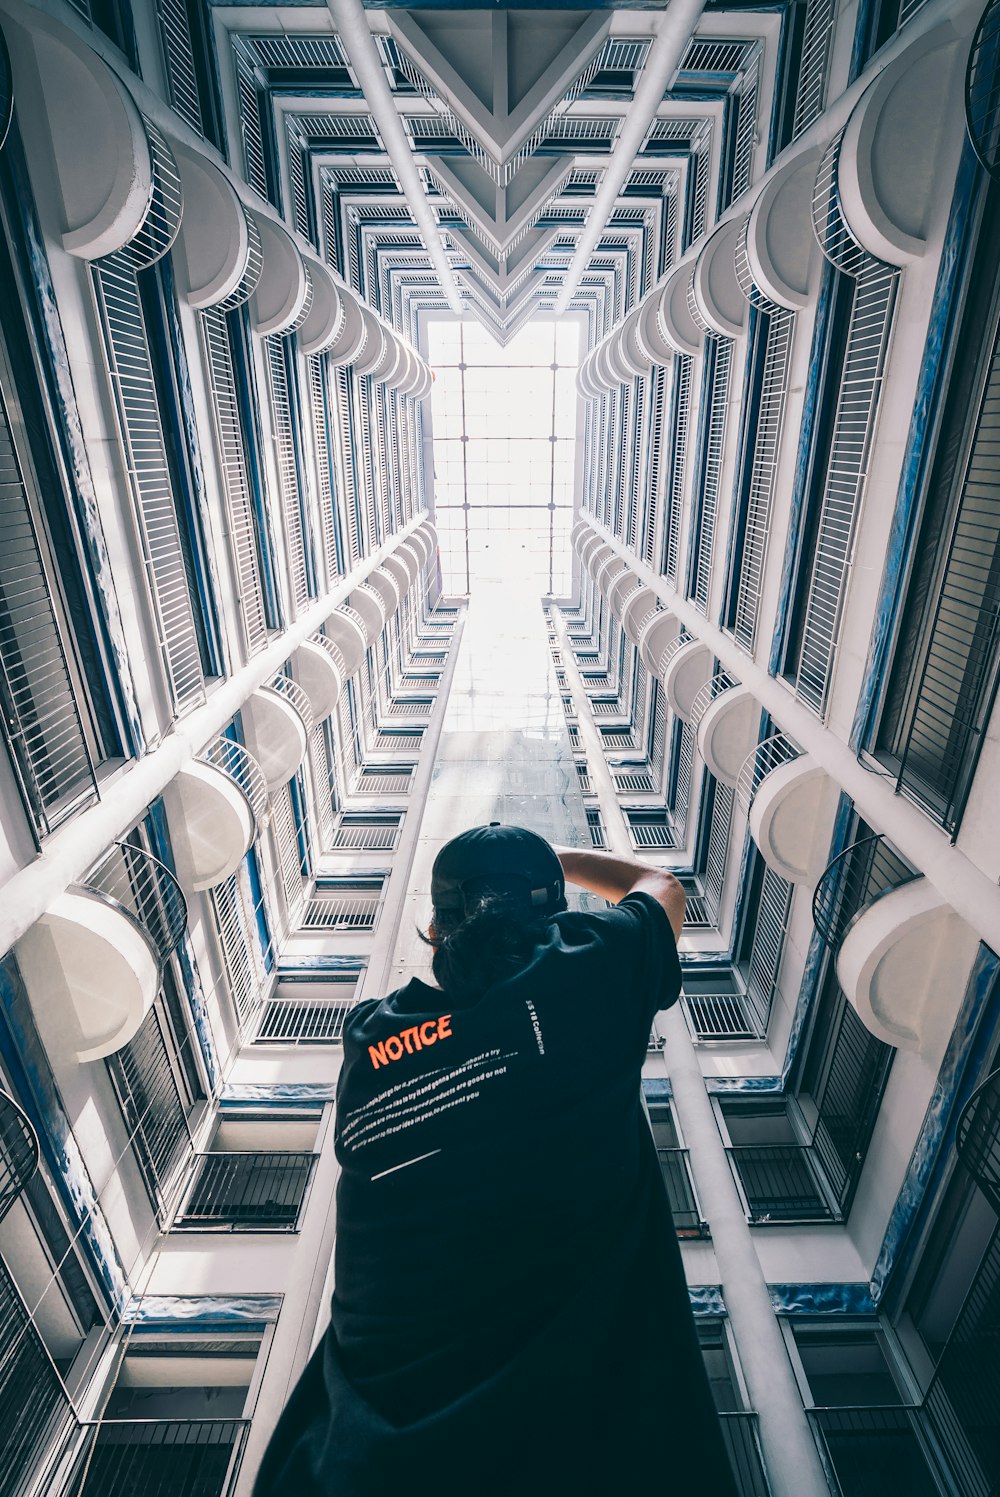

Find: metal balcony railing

[719,1412,771,1497]
[86,842,187,972]
[807,1407,941,1497]
[70,1418,250,1496]
[255,994,358,1045]
[628,818,680,850]
[657,1148,709,1238]
[812,834,917,951]
[268,674,315,737]
[956,1068,1000,1216]
[0,1092,38,1222]
[658,628,691,678]
[683,989,765,1042]
[735,731,801,817]
[174,1151,316,1230]
[200,735,269,834]
[0,1247,76,1497]
[302,887,382,931]
[354,766,413,795]
[689,670,741,735]
[966,0,1000,180]
[728,1144,834,1223]
[329,815,401,851]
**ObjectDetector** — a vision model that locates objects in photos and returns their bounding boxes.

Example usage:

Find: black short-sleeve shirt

[253,893,739,1497]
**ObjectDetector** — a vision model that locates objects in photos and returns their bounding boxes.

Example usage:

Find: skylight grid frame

[427,320,580,596]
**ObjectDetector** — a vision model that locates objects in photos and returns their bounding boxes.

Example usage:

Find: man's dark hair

[422,893,549,1003]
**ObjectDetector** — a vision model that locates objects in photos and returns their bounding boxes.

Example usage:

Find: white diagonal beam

[327,0,464,313]
[553,0,707,314]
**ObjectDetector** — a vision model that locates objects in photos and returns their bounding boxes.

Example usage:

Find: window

[646,1097,707,1238]
[105,986,199,1225]
[255,974,363,1045]
[0,207,121,837]
[427,320,580,595]
[873,186,1000,833]
[724,306,795,651]
[793,1323,942,1497]
[174,1111,320,1231]
[720,1098,835,1223]
[80,1327,260,1492]
[784,256,898,716]
[155,0,226,147]
[302,877,386,931]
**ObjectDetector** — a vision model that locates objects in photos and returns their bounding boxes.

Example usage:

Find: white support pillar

[553,0,708,314]
[583,518,1000,956]
[326,0,465,314]
[553,607,831,1497]
[0,515,432,960]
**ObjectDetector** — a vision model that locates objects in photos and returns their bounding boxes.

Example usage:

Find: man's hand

[552,846,686,941]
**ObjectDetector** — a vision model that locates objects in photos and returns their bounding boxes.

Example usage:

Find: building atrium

[0,0,998,1491]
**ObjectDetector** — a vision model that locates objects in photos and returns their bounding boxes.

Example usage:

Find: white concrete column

[554,605,830,1497]
[583,518,1000,957]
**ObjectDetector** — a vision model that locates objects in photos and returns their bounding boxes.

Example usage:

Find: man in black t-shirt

[254,827,738,1497]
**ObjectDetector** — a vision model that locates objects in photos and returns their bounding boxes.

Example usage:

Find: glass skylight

[426,319,581,596]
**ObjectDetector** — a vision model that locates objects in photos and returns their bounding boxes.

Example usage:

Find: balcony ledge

[638,610,680,677]
[697,684,759,787]
[837,878,980,1058]
[294,636,344,722]
[162,761,255,893]
[16,891,159,1062]
[749,753,840,885]
[663,639,713,721]
[242,686,308,791]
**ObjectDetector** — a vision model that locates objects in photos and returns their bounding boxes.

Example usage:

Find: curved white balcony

[837,26,962,267]
[242,679,310,790]
[657,261,702,357]
[593,339,620,392]
[578,533,603,573]
[571,519,589,549]
[294,633,346,722]
[298,258,344,355]
[351,584,388,645]
[616,307,650,377]
[392,542,422,589]
[595,553,627,599]
[635,291,674,366]
[749,751,840,885]
[173,146,250,309]
[621,586,657,646]
[607,567,638,620]
[327,285,368,366]
[742,148,820,310]
[366,566,402,619]
[692,218,748,339]
[251,212,309,334]
[380,552,413,602]
[638,610,680,676]
[693,679,759,788]
[836,877,980,1060]
[353,307,387,378]
[11,16,152,260]
[163,735,267,892]
[587,542,615,580]
[663,638,712,721]
[408,528,434,568]
[326,606,369,677]
[15,843,186,1062]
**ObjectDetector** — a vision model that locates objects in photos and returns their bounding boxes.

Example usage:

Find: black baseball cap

[430,823,566,917]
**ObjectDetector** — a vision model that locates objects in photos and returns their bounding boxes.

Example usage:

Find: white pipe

[553,0,708,315]
[326,0,464,314]
[0,516,432,958]
[583,519,1000,955]
[566,0,975,336]
[554,609,830,1497]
